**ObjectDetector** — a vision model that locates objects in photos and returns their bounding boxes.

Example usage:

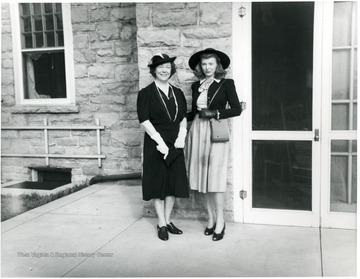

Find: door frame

[232,2,323,227]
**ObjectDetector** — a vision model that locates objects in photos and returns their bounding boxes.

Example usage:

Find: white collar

[200,78,221,84]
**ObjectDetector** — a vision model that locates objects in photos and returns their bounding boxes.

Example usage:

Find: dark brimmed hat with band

[148,53,176,68]
[188,48,230,70]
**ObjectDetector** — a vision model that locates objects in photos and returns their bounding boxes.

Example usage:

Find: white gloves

[150,132,169,159]
[141,120,168,159]
[174,127,187,149]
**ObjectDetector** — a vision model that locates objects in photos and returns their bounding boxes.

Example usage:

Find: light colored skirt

[185,114,229,193]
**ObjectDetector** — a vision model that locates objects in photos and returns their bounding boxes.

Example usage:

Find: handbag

[208,80,229,143]
[210,118,229,142]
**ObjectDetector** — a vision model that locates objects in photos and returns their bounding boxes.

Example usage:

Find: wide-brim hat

[148,53,176,68]
[188,48,230,70]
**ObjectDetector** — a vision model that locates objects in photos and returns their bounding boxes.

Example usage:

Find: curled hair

[149,62,177,78]
[193,53,227,79]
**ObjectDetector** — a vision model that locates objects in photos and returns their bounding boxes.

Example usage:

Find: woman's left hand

[174,127,187,148]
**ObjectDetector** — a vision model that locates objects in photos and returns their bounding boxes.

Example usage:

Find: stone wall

[136,2,235,221]
[1,3,141,183]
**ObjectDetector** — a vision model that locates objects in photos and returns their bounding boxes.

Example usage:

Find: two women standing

[136,48,242,241]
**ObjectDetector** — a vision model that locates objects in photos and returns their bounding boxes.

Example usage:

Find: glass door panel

[252,2,314,131]
[253,140,312,211]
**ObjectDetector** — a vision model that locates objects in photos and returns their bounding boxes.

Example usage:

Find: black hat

[188,48,230,70]
[148,53,176,68]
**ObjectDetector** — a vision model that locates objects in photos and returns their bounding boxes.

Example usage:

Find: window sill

[11,105,79,114]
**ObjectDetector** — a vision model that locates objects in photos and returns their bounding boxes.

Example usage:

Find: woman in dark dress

[185,48,242,241]
[137,53,189,241]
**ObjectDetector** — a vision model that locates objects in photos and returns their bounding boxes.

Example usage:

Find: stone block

[89,94,126,105]
[200,2,232,25]
[97,49,114,57]
[90,40,113,50]
[110,7,136,21]
[182,25,232,39]
[137,29,180,47]
[90,7,110,22]
[1,34,12,52]
[2,58,13,69]
[115,64,139,82]
[71,6,89,23]
[56,138,78,147]
[82,164,102,176]
[176,70,197,83]
[48,131,71,138]
[153,10,197,27]
[97,22,120,41]
[72,23,96,32]
[136,4,150,27]
[74,50,97,63]
[93,112,120,127]
[120,25,135,40]
[73,34,89,49]
[152,3,185,11]
[74,65,88,79]
[18,130,43,139]
[75,79,101,96]
[97,56,129,64]
[115,41,133,56]
[1,69,14,85]
[111,130,142,147]
[1,4,10,19]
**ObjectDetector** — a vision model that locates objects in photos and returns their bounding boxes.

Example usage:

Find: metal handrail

[1,118,105,167]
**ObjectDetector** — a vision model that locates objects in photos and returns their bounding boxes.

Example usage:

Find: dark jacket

[187,78,242,121]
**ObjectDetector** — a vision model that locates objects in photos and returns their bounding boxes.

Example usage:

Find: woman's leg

[164,196,175,224]
[204,192,216,228]
[153,199,166,227]
[214,192,225,233]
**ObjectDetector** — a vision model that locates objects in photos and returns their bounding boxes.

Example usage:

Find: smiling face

[201,57,217,79]
[154,62,171,82]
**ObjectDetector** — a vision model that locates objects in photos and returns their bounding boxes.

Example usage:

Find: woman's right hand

[156,143,169,159]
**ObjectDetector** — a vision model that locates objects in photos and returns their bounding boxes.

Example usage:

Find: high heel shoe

[212,223,225,241]
[204,223,216,236]
[157,225,169,241]
[166,222,183,234]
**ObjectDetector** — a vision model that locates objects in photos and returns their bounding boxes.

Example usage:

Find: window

[10,3,75,105]
[330,1,357,213]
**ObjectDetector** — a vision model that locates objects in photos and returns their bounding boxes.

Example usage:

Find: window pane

[45,15,54,31]
[33,3,42,15]
[57,31,64,47]
[24,33,33,48]
[35,33,43,48]
[333,2,352,47]
[56,14,63,30]
[20,3,30,16]
[332,103,349,130]
[22,16,32,32]
[252,2,314,131]
[34,15,43,32]
[354,49,357,100]
[330,140,357,213]
[46,32,55,47]
[55,3,62,13]
[252,140,312,211]
[44,3,53,14]
[353,103,357,130]
[331,140,348,152]
[351,156,357,204]
[23,52,67,99]
[332,50,350,100]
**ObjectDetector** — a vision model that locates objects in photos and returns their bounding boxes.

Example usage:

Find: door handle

[314,129,320,142]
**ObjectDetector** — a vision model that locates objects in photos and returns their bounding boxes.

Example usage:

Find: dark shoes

[157,225,169,241]
[167,222,183,234]
[212,223,226,241]
[204,223,216,235]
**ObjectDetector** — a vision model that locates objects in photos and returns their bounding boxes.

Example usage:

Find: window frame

[10,3,75,105]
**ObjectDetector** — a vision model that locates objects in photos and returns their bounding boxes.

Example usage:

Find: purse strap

[207,79,226,107]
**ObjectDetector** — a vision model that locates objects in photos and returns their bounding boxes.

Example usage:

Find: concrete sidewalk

[1,180,357,277]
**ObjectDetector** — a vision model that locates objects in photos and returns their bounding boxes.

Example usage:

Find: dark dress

[137,82,189,201]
